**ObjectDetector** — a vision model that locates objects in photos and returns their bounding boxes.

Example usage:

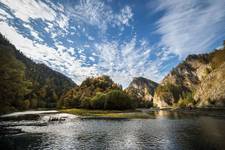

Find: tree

[104,90,135,110]
[0,46,32,112]
[91,92,106,109]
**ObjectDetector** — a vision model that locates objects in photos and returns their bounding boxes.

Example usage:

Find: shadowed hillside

[0,34,76,113]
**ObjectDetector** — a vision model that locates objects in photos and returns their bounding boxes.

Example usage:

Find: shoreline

[1,107,225,120]
[59,107,225,119]
[59,108,152,119]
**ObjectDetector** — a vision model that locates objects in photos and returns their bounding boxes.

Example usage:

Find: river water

[0,110,225,150]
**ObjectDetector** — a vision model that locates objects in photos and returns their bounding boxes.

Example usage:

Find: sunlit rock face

[194,62,225,107]
[154,47,225,108]
[126,77,158,102]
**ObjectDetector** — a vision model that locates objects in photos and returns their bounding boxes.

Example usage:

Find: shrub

[62,97,80,108]
[90,92,106,109]
[156,83,182,102]
[80,97,91,108]
[176,92,195,108]
[86,90,136,110]
[104,90,135,110]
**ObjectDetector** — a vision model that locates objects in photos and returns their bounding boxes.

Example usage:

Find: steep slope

[194,62,225,106]
[0,34,76,113]
[154,43,225,108]
[126,77,158,107]
[15,50,76,108]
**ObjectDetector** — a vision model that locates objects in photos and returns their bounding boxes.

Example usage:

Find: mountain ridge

[153,43,225,108]
[0,34,76,113]
[1,33,224,112]
[125,77,158,107]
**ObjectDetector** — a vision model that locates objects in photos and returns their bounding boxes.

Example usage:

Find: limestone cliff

[154,43,225,108]
[126,77,158,107]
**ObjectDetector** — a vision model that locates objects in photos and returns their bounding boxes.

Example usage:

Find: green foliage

[29,98,38,109]
[90,92,106,109]
[156,83,182,101]
[60,108,151,119]
[60,76,124,109]
[80,97,91,108]
[23,100,30,110]
[63,89,135,110]
[126,87,152,108]
[0,34,75,113]
[0,44,31,113]
[63,98,74,108]
[103,90,135,110]
[139,101,153,108]
[175,92,195,108]
[210,47,225,70]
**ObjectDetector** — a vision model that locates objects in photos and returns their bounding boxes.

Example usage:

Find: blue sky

[0,0,224,87]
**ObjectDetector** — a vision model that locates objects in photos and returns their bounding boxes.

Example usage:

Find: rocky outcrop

[194,62,225,107]
[154,44,225,108]
[126,77,158,107]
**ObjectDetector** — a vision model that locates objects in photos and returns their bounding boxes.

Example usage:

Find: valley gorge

[0,33,225,113]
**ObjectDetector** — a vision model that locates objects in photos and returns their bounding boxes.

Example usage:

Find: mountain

[0,34,76,113]
[59,75,122,108]
[154,42,225,108]
[125,77,158,108]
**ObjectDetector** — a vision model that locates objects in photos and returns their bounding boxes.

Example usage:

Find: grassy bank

[59,108,152,119]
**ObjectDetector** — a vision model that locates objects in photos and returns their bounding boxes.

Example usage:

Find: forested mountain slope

[0,34,76,113]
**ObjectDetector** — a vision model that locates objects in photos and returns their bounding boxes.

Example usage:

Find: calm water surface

[0,110,225,150]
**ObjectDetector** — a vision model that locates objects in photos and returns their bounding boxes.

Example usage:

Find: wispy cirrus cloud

[1,0,222,87]
[0,0,139,86]
[155,0,225,58]
[0,21,97,82]
[1,0,56,22]
[94,37,166,87]
[67,0,133,32]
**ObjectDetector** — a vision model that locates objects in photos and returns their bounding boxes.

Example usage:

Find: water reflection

[1,111,225,150]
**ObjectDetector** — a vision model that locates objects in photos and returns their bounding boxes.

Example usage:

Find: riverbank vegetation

[60,108,151,119]
[59,89,136,110]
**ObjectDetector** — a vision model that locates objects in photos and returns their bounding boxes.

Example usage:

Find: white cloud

[114,6,133,26]
[1,0,69,30]
[0,0,56,22]
[89,56,95,61]
[0,8,13,20]
[58,14,69,29]
[0,0,174,87]
[95,37,164,87]
[156,0,225,58]
[87,35,94,40]
[0,21,98,84]
[67,0,133,32]
[23,23,43,42]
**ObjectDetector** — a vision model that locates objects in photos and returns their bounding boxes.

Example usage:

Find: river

[0,110,225,150]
